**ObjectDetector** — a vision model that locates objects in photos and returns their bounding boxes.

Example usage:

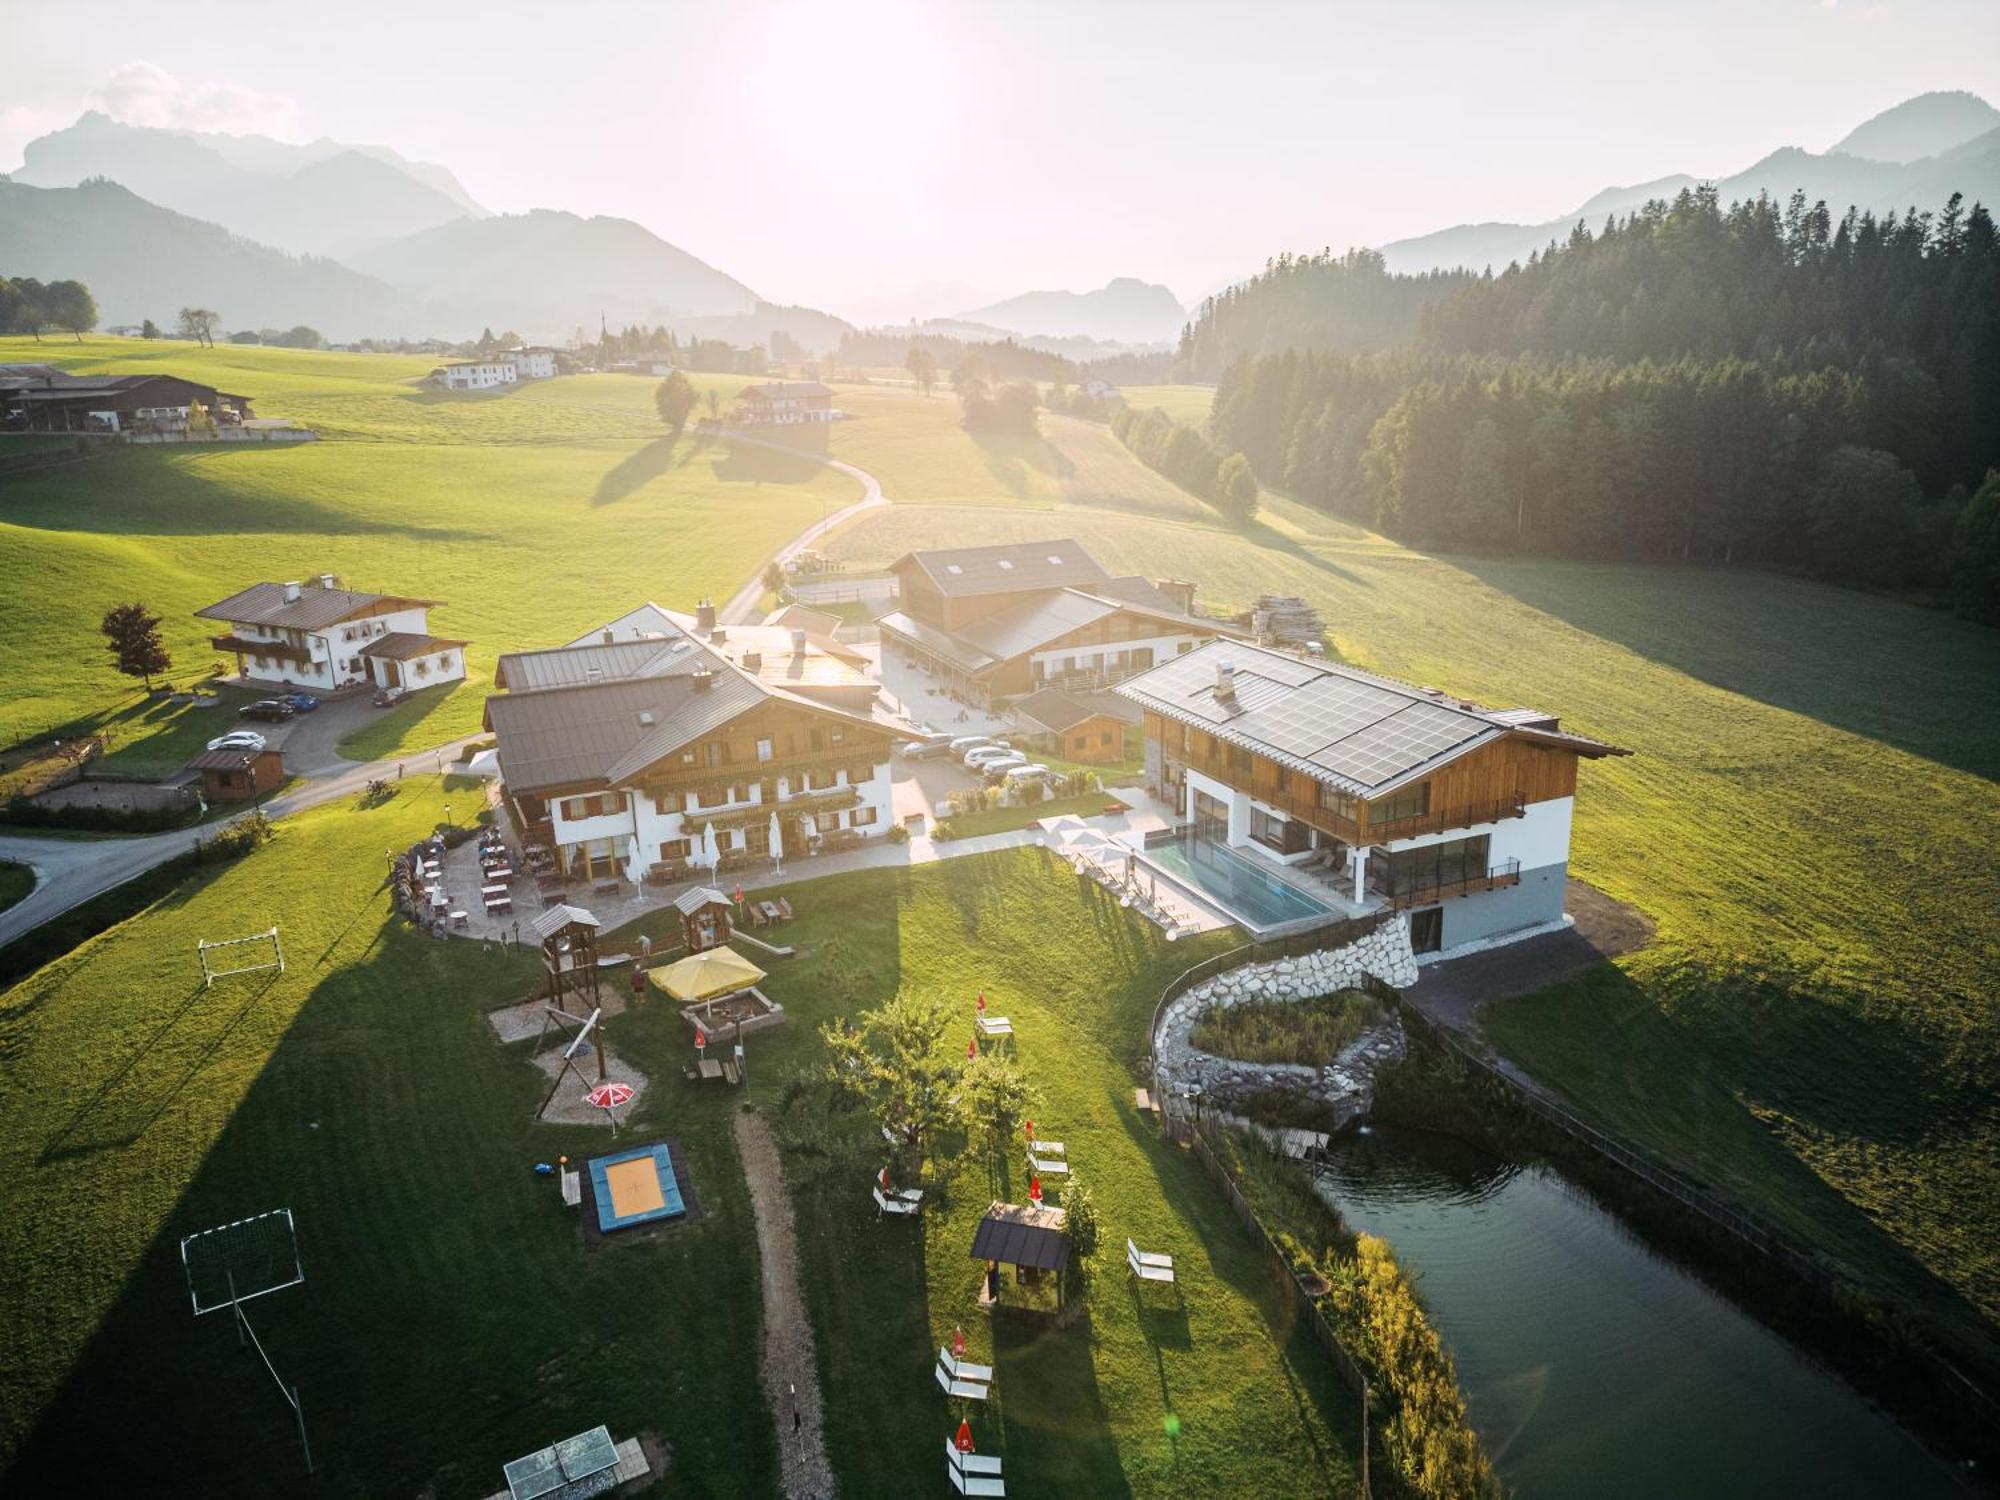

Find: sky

[6,0,1999,321]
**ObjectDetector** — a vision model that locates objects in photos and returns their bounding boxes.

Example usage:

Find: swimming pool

[1139,837,1335,933]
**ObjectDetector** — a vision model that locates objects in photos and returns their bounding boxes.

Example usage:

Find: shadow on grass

[712,434,832,486]
[591,436,681,505]
[1456,556,2000,780]
[994,1308,1131,1496]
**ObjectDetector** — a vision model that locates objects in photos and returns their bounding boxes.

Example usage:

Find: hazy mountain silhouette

[0,178,419,337]
[15,112,483,258]
[1380,92,2000,274]
[1831,90,2000,163]
[350,210,760,340]
[959,277,1185,346]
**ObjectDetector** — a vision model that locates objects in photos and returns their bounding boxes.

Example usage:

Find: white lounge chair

[874,1186,920,1218]
[945,1439,1005,1476]
[1027,1150,1069,1176]
[1127,1237,1176,1283]
[935,1360,989,1400]
[940,1348,994,1383]
[560,1165,581,1208]
[894,1186,924,1206]
[948,1466,1005,1497]
[976,1014,1014,1038]
[1028,1139,1063,1156]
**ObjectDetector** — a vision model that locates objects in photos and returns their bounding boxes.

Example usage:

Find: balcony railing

[1379,859,1521,910]
[1166,748,1525,846]
[210,633,312,664]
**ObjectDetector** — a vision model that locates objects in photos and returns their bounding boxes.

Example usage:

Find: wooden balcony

[1379,859,1521,910]
[1168,747,1525,846]
[210,633,311,664]
[641,747,879,804]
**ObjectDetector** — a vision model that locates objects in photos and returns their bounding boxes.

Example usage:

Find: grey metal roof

[969,1201,1070,1271]
[195,581,435,631]
[1117,640,1512,797]
[893,541,1112,599]
[1012,688,1114,735]
[530,904,600,939]
[672,886,731,914]
[874,610,996,673]
[485,671,758,795]
[740,380,831,399]
[494,637,708,692]
[603,671,769,784]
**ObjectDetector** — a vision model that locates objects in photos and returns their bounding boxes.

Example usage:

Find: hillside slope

[960,277,1184,345]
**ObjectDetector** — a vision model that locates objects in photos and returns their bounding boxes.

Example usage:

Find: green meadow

[0,772,1363,1495]
[0,338,851,762]
[1117,385,1218,427]
[824,500,2000,1374]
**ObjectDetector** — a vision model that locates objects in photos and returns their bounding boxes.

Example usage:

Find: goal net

[180,1209,303,1317]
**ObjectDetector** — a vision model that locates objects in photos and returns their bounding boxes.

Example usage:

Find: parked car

[948,735,995,757]
[1003,763,1052,786]
[206,730,267,752]
[896,730,956,759]
[981,756,1030,783]
[281,693,321,712]
[372,686,406,708]
[238,699,295,722]
[964,745,1016,769]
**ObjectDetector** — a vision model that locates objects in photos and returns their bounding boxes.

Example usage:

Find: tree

[959,1050,1035,1151]
[176,307,219,347]
[44,280,97,341]
[100,602,172,691]
[1808,446,1922,589]
[705,388,721,420]
[761,561,785,594]
[1949,471,2000,625]
[816,991,965,1170]
[272,325,323,350]
[1452,416,1512,543]
[140,318,161,340]
[906,347,938,397]
[654,371,698,437]
[1215,451,1261,527]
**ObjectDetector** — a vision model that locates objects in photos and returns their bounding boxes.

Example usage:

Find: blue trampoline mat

[589,1143,686,1232]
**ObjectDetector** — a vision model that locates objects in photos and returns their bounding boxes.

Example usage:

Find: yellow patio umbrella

[647,945,767,1003]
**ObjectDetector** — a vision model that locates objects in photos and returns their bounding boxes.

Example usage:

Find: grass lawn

[0,789,1365,1495]
[615,850,1367,1496]
[0,338,856,765]
[938,789,1121,840]
[1119,386,1218,428]
[0,778,778,1497]
[0,861,30,914]
[824,500,2000,1379]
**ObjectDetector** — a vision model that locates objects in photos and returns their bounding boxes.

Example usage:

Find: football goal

[179,1209,312,1473]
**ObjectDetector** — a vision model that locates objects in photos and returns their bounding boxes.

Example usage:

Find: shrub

[1190,989,1385,1065]
[931,818,958,842]
[4,793,193,834]
[886,823,910,844]
[194,809,272,863]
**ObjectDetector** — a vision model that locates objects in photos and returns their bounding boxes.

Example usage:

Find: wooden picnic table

[481,882,509,896]
[758,900,782,924]
[698,1058,723,1080]
[483,865,514,880]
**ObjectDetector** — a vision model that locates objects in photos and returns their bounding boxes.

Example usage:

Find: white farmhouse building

[436,360,518,391]
[498,348,559,380]
[197,577,469,695]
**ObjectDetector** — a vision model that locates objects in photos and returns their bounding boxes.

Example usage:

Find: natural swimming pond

[1313,1125,1963,1498]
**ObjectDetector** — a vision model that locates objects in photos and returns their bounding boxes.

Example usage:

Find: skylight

[946,564,963,574]
[1047,554,1064,565]
[997,559,1013,570]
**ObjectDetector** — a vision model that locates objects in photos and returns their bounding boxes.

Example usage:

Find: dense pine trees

[1198,188,2000,609]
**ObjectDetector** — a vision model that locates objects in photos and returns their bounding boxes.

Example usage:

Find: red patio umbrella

[952,1325,967,1360]
[696,1027,708,1051]
[1025,1119,1035,1142]
[1029,1174,1043,1204]
[879,1164,891,1191]
[587,1082,634,1109]
[954,1418,975,1454]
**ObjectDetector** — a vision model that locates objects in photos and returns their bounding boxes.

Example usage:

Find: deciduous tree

[654,371,698,437]
[100,602,172,691]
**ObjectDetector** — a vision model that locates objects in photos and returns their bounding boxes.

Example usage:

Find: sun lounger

[975,1014,1013,1037]
[940,1348,994,1383]
[874,1186,921,1219]
[894,1186,924,1205]
[945,1440,1005,1476]
[561,1164,581,1208]
[1027,1150,1069,1176]
[1127,1237,1176,1283]
[947,1464,1005,1497]
[1028,1139,1063,1155]
[934,1360,989,1400]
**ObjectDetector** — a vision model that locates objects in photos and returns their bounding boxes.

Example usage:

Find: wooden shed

[672,886,735,953]
[188,745,285,803]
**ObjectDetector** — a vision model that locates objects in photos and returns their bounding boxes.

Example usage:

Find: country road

[0,432,890,953]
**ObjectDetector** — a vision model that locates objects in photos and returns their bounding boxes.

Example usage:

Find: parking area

[874,648,1012,737]
[219,685,380,775]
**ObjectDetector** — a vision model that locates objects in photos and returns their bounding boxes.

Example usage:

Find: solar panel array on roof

[1118,640,1506,794]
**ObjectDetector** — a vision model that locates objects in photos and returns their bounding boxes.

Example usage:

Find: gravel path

[732,1108,836,1499]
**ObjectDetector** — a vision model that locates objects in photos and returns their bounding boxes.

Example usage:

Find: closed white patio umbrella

[702,821,721,873]
[769,810,784,872]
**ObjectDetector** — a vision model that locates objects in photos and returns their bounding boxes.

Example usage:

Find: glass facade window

[1376,834,1490,898]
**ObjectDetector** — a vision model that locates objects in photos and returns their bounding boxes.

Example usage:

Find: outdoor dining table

[699,1058,723,1080]
[482,882,508,896]
[483,866,514,880]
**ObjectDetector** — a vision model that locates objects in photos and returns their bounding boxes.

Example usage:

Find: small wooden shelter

[532,903,602,1013]
[970,1201,1071,1307]
[672,886,734,953]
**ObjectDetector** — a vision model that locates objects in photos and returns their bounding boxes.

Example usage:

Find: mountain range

[957,278,1186,347]
[1379,92,2000,275]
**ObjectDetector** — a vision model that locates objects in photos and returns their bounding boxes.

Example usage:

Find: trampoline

[588,1143,686,1233]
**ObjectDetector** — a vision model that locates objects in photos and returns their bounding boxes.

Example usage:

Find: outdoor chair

[944,1441,1004,1477]
[1126,1238,1176,1284]
[874,1186,921,1219]
[1026,1147,1069,1176]
[976,1014,1014,1038]
[939,1348,993,1383]
[934,1359,989,1401]
[945,1444,1005,1497]
[775,897,794,920]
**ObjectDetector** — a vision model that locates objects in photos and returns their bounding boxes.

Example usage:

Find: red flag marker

[954,1418,974,1453]
[1029,1174,1043,1203]
[968,1036,977,1059]
[952,1325,967,1359]
[976,991,986,1012]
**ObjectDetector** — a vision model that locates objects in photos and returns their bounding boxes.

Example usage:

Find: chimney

[601,628,615,644]
[791,628,808,657]
[1215,658,1236,698]
[691,669,714,693]
[318,572,337,591]
[696,597,716,633]
[741,650,762,671]
[710,626,727,644]
[283,580,302,603]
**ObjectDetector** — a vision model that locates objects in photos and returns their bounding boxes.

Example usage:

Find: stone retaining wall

[1154,919,1418,1127]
